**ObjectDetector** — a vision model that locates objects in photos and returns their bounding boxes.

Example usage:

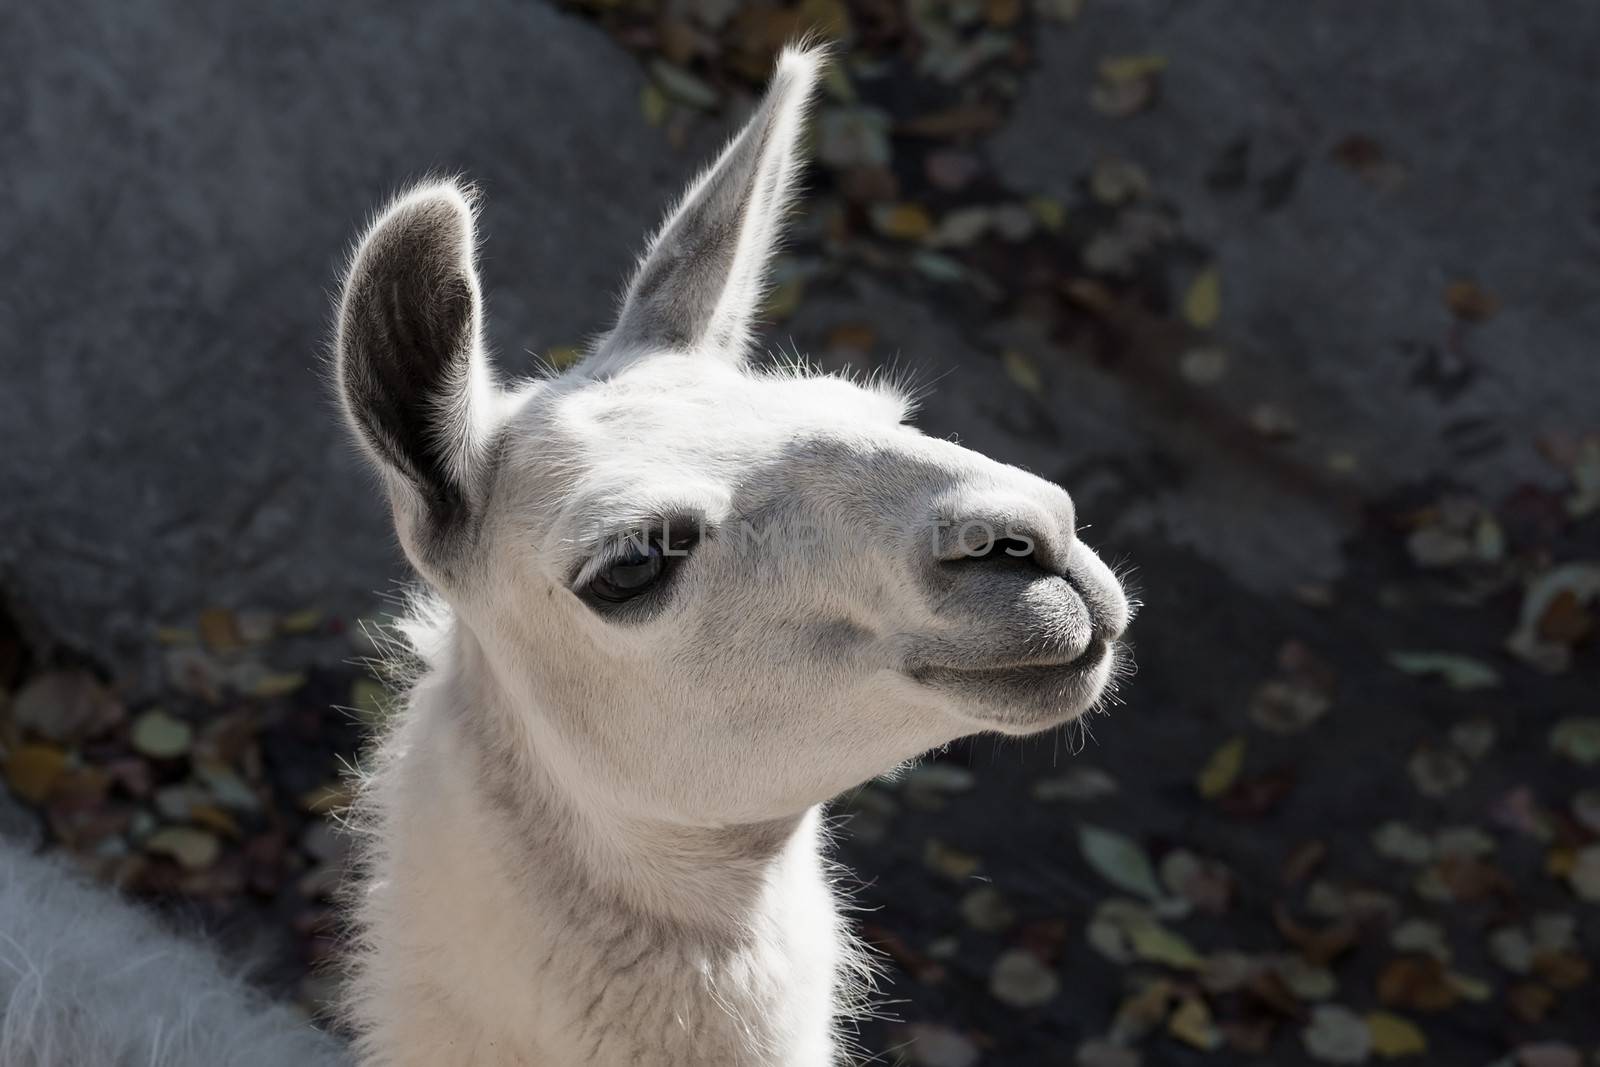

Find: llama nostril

[964,536,1034,562]
[943,534,1057,577]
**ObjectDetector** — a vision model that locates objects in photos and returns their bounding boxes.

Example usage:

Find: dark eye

[583,529,699,607]
[588,542,666,603]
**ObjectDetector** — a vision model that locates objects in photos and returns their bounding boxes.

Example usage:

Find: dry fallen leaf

[1365,1012,1426,1058]
[1407,747,1469,797]
[1302,1004,1372,1064]
[989,948,1059,1008]
[1167,995,1221,1051]
[5,744,68,804]
[1182,266,1221,329]
[145,825,221,871]
[1032,766,1118,802]
[1097,54,1168,83]
[1376,956,1457,1012]
[1444,279,1500,322]
[1566,844,1600,901]
[198,607,243,653]
[131,709,193,759]
[1513,1043,1582,1067]
[870,202,934,241]
[1002,350,1043,395]
[959,886,1016,933]
[1387,651,1500,690]
[1549,716,1600,765]
[1197,736,1246,799]
[924,838,981,881]
[1079,825,1162,900]
[1075,1039,1140,1067]
[10,671,124,742]
[904,1023,980,1067]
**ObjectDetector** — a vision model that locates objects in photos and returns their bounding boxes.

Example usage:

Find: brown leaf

[870,203,934,241]
[1376,956,1457,1012]
[198,608,244,653]
[898,105,1002,139]
[1217,769,1296,817]
[10,671,125,743]
[1531,950,1590,990]
[862,922,946,985]
[1283,840,1328,885]
[1243,969,1302,1018]
[5,743,68,804]
[1221,1019,1275,1054]
[1330,134,1408,187]
[1274,905,1359,966]
[1538,589,1594,644]
[825,322,877,353]
[925,149,981,192]
[984,0,1021,27]
[1444,280,1500,322]
[1507,981,1556,1023]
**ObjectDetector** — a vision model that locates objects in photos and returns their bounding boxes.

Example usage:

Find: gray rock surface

[990,0,1600,582]
[1,1,705,685]
[6,0,1597,681]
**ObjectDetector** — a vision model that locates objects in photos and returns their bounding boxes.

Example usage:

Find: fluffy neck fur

[346,610,858,1066]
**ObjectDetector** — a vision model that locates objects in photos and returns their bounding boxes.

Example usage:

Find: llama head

[335,46,1131,824]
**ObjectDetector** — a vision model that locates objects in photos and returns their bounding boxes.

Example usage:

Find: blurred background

[2,1,1597,1064]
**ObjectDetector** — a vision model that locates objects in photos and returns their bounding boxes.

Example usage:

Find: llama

[0,835,349,1066]
[335,45,1132,1066]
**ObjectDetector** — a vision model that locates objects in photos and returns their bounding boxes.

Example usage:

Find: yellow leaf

[1545,845,1575,877]
[799,0,852,40]
[1098,54,1169,84]
[640,83,668,126]
[145,826,221,871]
[546,346,584,370]
[349,678,395,725]
[249,671,307,698]
[761,279,806,322]
[1183,267,1221,329]
[5,744,67,803]
[1028,196,1066,232]
[1002,350,1042,395]
[198,607,242,653]
[870,203,934,241]
[1366,1012,1427,1058]
[1168,996,1222,1050]
[189,804,241,837]
[277,609,324,635]
[1127,918,1203,970]
[1445,971,1492,1002]
[155,626,197,645]
[1197,736,1246,799]
[300,781,352,815]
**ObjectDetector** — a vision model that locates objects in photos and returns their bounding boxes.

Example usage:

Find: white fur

[334,45,1132,1066]
[0,837,347,1067]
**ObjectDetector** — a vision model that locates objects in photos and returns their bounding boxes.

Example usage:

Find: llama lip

[905,638,1115,731]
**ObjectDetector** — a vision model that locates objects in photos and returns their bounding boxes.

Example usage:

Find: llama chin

[333,44,1131,1066]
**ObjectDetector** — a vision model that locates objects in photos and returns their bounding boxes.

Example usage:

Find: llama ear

[598,45,825,367]
[336,180,497,552]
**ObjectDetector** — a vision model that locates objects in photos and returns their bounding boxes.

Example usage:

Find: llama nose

[933,510,1072,577]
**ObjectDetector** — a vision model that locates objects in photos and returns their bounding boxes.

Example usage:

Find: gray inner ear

[602,46,824,364]
[337,189,483,537]
[614,123,773,353]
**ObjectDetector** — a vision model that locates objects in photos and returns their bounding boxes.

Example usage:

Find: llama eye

[588,543,666,603]
[579,526,701,611]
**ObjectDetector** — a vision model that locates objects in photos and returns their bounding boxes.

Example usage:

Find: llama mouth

[905,638,1116,732]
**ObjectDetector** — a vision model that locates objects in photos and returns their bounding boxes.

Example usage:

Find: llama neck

[352,623,850,1067]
